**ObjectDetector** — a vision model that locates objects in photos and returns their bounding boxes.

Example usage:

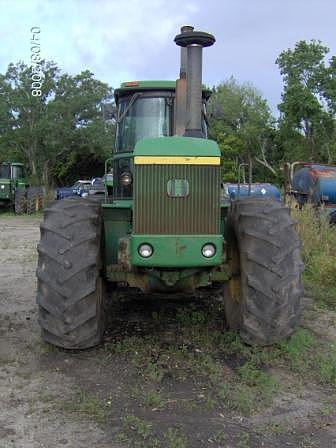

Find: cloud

[0,0,199,86]
[0,0,335,113]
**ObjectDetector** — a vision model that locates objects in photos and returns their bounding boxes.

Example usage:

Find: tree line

[0,40,335,187]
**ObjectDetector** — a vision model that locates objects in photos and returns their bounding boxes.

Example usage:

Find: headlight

[120,172,132,186]
[201,243,216,258]
[138,243,153,258]
[0,185,5,190]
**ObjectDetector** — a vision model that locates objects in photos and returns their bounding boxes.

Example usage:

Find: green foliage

[142,389,165,409]
[164,428,188,448]
[0,61,115,186]
[208,77,277,182]
[118,415,160,448]
[276,40,336,162]
[62,389,107,424]
[317,345,336,385]
[277,328,316,372]
[292,204,336,308]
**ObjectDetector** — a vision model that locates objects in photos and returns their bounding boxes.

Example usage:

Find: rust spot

[311,169,336,178]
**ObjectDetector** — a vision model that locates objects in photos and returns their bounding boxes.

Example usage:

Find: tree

[0,61,59,178]
[208,77,276,182]
[276,40,336,162]
[41,70,115,185]
[0,61,115,186]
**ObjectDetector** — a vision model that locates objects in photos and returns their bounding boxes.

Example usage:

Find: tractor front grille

[134,164,220,234]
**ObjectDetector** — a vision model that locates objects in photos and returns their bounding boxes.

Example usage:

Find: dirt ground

[0,215,335,448]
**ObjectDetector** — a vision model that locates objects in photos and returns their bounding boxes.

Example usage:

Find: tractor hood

[134,136,220,160]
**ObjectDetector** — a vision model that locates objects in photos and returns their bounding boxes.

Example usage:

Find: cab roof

[1,162,24,166]
[114,80,211,102]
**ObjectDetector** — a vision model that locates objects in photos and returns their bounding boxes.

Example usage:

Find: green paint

[130,235,224,267]
[0,162,28,207]
[115,80,210,99]
[134,136,220,157]
[102,200,133,209]
[120,80,176,90]
[113,152,134,160]
[103,207,132,265]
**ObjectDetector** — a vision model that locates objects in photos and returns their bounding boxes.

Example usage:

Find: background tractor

[0,162,43,214]
[36,26,304,350]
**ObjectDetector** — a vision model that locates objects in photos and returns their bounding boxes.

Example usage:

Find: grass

[105,301,336,420]
[118,415,159,447]
[118,415,188,448]
[0,211,43,219]
[131,386,167,410]
[142,389,166,409]
[61,389,107,425]
[292,203,336,309]
[164,428,188,448]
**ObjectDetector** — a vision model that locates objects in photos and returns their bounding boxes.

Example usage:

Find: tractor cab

[0,162,27,210]
[113,81,210,199]
[0,162,25,181]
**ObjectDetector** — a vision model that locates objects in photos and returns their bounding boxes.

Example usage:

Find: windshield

[116,96,172,152]
[0,164,11,179]
[12,165,24,179]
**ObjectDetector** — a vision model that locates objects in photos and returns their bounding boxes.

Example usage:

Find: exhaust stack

[174,25,193,136]
[174,27,215,138]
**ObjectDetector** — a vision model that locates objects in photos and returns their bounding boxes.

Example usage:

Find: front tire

[14,188,27,214]
[27,187,43,214]
[36,197,105,349]
[224,197,304,345]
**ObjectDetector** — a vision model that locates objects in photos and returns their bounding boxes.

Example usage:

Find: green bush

[292,204,336,309]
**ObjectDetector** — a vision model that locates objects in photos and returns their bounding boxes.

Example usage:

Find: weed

[293,204,336,309]
[277,328,315,373]
[203,397,217,411]
[176,305,208,325]
[118,414,159,447]
[316,345,336,385]
[142,389,166,409]
[61,389,106,424]
[194,353,222,384]
[237,431,250,448]
[164,428,188,448]
[255,418,292,436]
[144,361,164,383]
[239,363,279,402]
[211,429,228,444]
[219,382,254,416]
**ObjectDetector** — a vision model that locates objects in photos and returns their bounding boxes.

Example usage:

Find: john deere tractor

[36,26,303,349]
[0,162,43,214]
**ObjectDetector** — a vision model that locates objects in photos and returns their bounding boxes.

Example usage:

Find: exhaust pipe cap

[174,30,215,48]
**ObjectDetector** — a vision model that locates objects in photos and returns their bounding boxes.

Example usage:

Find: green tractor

[0,161,43,214]
[36,26,303,349]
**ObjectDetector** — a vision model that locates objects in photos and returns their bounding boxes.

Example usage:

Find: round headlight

[202,243,216,258]
[138,243,153,258]
[120,172,132,186]
[0,185,5,190]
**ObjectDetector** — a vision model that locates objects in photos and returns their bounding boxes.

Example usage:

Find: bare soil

[0,216,335,448]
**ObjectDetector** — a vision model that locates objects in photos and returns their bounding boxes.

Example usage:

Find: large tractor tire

[27,187,43,214]
[224,197,304,345]
[36,197,105,349]
[14,188,27,214]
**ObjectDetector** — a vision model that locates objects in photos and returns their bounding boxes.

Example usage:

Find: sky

[0,0,335,114]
